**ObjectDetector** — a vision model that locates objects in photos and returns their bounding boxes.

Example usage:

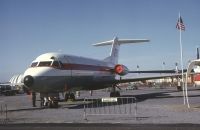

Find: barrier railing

[0,104,8,124]
[83,97,137,120]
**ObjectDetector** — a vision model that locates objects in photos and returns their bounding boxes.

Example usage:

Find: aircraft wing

[129,69,188,74]
[113,74,180,84]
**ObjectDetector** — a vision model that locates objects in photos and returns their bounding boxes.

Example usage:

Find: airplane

[22,37,180,107]
[186,47,200,86]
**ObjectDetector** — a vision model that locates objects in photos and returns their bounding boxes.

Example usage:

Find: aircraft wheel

[110,91,120,97]
[48,101,58,108]
[65,93,75,101]
[64,93,69,101]
[48,101,53,108]
[70,93,75,101]
[115,91,120,97]
[110,92,114,97]
[52,101,58,108]
[177,86,182,91]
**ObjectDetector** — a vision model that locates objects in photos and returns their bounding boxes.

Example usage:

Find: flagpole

[178,12,186,105]
[185,72,190,108]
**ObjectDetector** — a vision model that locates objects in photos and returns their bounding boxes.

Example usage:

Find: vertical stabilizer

[93,37,150,65]
[105,37,120,65]
[197,48,199,59]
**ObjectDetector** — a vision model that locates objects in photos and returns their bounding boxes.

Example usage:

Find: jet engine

[114,64,129,76]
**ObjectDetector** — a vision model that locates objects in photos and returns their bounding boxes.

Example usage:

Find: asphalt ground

[1,123,200,130]
[1,86,200,129]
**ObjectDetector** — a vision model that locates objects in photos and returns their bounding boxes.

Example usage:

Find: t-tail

[93,37,150,65]
[197,47,199,59]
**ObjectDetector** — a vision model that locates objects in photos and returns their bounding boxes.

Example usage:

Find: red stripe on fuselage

[56,63,113,72]
[194,74,200,81]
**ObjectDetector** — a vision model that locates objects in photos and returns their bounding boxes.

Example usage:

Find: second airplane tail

[197,47,199,59]
[93,37,150,65]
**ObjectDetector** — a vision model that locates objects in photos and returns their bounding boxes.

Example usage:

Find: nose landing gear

[40,93,59,108]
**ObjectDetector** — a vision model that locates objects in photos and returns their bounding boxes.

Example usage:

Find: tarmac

[1,86,200,129]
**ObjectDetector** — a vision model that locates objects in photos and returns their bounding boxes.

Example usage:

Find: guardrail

[0,104,8,124]
[83,97,137,120]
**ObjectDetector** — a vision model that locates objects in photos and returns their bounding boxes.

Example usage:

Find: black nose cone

[24,75,34,87]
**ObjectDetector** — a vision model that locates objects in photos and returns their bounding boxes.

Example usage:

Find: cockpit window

[30,61,63,68]
[38,61,52,67]
[51,61,64,68]
[52,61,60,68]
[31,62,38,67]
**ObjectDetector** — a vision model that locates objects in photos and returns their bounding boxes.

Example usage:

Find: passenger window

[31,62,38,67]
[38,61,52,67]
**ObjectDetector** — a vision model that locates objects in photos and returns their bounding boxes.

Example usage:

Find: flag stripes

[176,16,185,31]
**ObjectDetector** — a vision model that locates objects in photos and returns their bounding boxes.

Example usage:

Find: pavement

[1,123,200,130]
[1,86,200,129]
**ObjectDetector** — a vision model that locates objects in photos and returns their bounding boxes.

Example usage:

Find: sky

[0,0,200,82]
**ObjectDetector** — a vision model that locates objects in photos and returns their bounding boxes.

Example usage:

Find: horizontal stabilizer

[93,39,150,46]
[93,37,150,65]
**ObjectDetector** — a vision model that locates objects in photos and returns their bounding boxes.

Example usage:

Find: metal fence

[0,104,8,124]
[83,97,137,120]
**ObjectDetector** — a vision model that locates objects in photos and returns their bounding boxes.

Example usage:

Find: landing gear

[110,85,120,97]
[64,92,75,101]
[40,93,59,108]
[176,85,182,91]
[110,91,120,97]
[48,99,58,108]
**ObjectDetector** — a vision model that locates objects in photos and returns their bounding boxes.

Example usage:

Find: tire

[70,93,75,101]
[64,93,69,101]
[110,91,120,97]
[48,101,58,108]
[116,91,120,97]
[110,92,115,97]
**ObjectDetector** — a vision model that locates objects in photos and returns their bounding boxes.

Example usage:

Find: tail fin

[197,47,199,59]
[93,37,150,65]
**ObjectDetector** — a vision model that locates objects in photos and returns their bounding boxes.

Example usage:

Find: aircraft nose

[24,75,34,87]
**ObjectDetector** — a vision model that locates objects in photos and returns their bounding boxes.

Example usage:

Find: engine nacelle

[114,64,129,76]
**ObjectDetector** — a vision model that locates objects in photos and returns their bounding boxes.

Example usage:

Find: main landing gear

[110,85,120,97]
[64,92,75,101]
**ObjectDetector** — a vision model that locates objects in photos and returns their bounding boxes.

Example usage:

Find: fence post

[5,104,8,121]
[0,104,8,124]
[134,97,137,120]
[83,97,137,120]
[83,98,87,120]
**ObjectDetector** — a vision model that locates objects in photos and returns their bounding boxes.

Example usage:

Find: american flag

[176,16,185,31]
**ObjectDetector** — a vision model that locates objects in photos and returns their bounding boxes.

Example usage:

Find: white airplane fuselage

[193,66,200,86]
[24,53,115,93]
[23,37,149,96]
